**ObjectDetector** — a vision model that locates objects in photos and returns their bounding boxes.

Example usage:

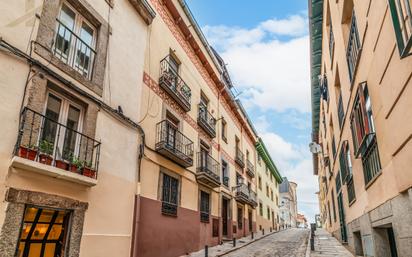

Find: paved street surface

[311,229,354,257]
[187,228,309,257]
[224,228,309,257]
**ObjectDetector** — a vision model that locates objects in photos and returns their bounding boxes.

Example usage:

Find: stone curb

[305,231,311,257]
[216,229,286,257]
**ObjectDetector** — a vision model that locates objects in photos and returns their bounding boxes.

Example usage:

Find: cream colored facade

[279,178,298,228]
[0,0,153,256]
[255,139,282,233]
[310,0,412,256]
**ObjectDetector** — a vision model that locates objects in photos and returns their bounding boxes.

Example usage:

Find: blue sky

[186,0,319,222]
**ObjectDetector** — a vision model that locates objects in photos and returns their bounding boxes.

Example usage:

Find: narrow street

[224,228,309,257]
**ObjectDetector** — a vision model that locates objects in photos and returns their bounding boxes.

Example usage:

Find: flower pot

[18,146,37,161]
[39,154,53,165]
[55,160,69,170]
[70,164,80,174]
[83,167,96,179]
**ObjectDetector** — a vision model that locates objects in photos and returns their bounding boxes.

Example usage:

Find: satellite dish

[309,142,322,154]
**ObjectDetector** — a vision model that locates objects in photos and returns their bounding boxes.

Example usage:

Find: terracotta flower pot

[39,154,53,165]
[83,167,96,179]
[18,146,37,161]
[70,164,80,174]
[55,160,69,170]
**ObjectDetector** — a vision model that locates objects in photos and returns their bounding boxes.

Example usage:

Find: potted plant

[38,140,54,165]
[18,143,38,161]
[70,156,83,174]
[55,159,69,170]
[55,150,70,170]
[82,161,96,178]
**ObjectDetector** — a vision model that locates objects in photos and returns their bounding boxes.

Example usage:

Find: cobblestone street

[224,228,309,257]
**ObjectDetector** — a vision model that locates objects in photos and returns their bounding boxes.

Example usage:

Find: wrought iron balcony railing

[248,190,258,208]
[159,57,191,111]
[155,120,194,167]
[53,19,96,79]
[234,183,249,204]
[246,159,255,178]
[235,147,245,168]
[196,152,220,188]
[15,108,101,179]
[197,104,216,138]
[361,134,381,186]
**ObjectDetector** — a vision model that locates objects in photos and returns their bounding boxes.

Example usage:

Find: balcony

[235,148,245,168]
[196,152,221,188]
[155,120,194,167]
[159,57,191,111]
[248,190,258,208]
[53,19,96,80]
[246,160,255,178]
[197,104,216,138]
[234,184,249,205]
[14,108,101,183]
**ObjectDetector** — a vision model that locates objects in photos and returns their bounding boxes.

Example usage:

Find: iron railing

[196,152,220,182]
[362,134,382,185]
[249,190,258,207]
[200,211,209,223]
[53,19,96,79]
[159,56,191,111]
[155,120,194,165]
[162,201,177,216]
[15,108,101,178]
[235,147,245,168]
[337,93,345,128]
[235,183,249,198]
[198,103,216,137]
[246,159,255,177]
[346,11,361,82]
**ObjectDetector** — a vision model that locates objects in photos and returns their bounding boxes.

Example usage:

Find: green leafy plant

[39,140,54,156]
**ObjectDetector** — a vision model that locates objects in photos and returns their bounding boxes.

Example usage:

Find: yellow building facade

[310,0,412,256]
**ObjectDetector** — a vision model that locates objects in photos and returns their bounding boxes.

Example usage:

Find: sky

[186,0,319,222]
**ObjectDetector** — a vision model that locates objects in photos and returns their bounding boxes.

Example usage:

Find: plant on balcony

[69,156,83,174]
[18,143,37,161]
[82,160,96,179]
[38,140,54,165]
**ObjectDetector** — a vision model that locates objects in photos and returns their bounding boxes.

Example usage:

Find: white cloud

[203,14,311,113]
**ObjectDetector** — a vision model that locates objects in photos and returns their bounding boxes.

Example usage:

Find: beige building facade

[255,139,283,233]
[310,0,412,256]
[279,178,298,228]
[0,0,154,256]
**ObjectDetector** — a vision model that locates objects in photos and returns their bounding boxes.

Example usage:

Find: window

[267,207,270,220]
[42,91,83,161]
[200,191,210,223]
[259,202,263,216]
[17,206,71,257]
[161,173,179,216]
[335,71,344,129]
[237,207,243,229]
[222,160,229,187]
[320,74,329,102]
[270,189,274,201]
[266,185,269,197]
[331,190,337,222]
[327,201,332,226]
[221,118,227,142]
[236,173,243,185]
[350,83,381,185]
[258,176,262,190]
[54,3,97,79]
[388,0,412,57]
[327,8,335,59]
[257,154,262,165]
[339,141,352,183]
[346,10,361,82]
[276,196,279,206]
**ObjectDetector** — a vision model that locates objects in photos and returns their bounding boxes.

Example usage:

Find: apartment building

[255,138,283,232]
[133,0,260,256]
[279,178,298,228]
[309,0,412,256]
[0,0,154,256]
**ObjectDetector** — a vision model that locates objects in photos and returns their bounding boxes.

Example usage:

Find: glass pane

[17,242,24,257]
[80,22,94,46]
[24,207,38,222]
[55,210,67,224]
[44,243,56,257]
[28,243,42,257]
[169,56,179,74]
[20,223,32,240]
[32,224,49,240]
[59,4,75,30]
[38,209,55,223]
[75,23,94,76]
[42,94,62,145]
[48,225,63,240]
[63,105,80,160]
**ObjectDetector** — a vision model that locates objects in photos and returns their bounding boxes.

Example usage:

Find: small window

[221,118,227,143]
[161,173,179,216]
[259,202,263,216]
[267,207,270,220]
[388,0,412,57]
[222,160,229,187]
[257,154,262,165]
[236,173,243,185]
[237,207,243,229]
[17,206,71,257]
[200,191,210,223]
[266,185,269,197]
[258,176,262,190]
[54,2,97,79]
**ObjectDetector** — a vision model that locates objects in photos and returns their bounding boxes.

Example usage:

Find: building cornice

[255,138,283,183]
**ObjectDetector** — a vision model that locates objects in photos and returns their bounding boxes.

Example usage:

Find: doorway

[248,210,252,232]
[337,192,347,242]
[222,198,229,237]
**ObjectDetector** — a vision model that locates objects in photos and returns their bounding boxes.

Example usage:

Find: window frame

[159,170,181,216]
[199,190,210,223]
[388,0,412,58]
